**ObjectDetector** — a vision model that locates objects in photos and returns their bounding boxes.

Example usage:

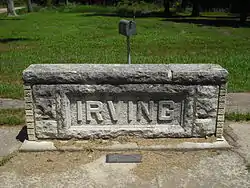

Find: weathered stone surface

[169,64,228,84]
[193,86,219,136]
[22,64,228,140]
[31,84,219,139]
[23,64,228,85]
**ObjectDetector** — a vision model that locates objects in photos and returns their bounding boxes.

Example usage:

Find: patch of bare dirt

[0,151,104,176]
[133,150,218,181]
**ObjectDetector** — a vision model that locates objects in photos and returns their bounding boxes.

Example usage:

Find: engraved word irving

[75,100,175,124]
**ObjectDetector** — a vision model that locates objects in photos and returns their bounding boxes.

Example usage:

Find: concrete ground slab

[0,98,24,109]
[0,126,22,157]
[226,122,250,162]
[227,93,250,113]
[0,149,249,187]
[19,137,231,152]
[0,122,250,187]
[19,140,57,152]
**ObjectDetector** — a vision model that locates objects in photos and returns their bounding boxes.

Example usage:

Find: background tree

[163,0,171,16]
[181,0,188,11]
[190,0,249,21]
[27,0,33,12]
[6,0,17,16]
[240,0,249,22]
[191,0,200,16]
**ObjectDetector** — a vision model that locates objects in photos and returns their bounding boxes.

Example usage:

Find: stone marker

[106,154,142,163]
[22,64,228,141]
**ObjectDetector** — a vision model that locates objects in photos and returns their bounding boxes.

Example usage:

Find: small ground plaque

[106,154,142,163]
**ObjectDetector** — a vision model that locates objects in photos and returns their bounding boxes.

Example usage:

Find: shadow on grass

[162,16,250,28]
[0,38,32,43]
[82,11,250,28]
[0,18,23,21]
[81,11,169,18]
[200,15,240,19]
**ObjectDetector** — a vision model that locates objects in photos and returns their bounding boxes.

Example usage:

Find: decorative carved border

[26,83,227,140]
[24,84,36,140]
[216,83,227,140]
[53,85,192,139]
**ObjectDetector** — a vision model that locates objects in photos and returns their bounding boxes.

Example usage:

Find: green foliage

[46,0,53,7]
[28,4,116,14]
[0,84,23,99]
[225,113,250,122]
[13,0,26,6]
[0,0,25,8]
[117,0,160,17]
[0,109,25,125]
[0,6,250,99]
[173,0,182,13]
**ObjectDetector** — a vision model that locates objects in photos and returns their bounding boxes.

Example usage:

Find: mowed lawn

[0,7,250,99]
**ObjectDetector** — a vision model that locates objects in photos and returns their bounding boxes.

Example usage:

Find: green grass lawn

[0,6,250,99]
[0,108,25,125]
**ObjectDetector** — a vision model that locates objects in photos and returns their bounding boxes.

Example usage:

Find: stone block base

[19,137,231,152]
[22,64,228,140]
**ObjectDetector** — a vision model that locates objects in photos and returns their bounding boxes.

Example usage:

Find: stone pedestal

[23,64,228,140]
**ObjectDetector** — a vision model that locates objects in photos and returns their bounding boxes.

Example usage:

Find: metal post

[127,36,131,64]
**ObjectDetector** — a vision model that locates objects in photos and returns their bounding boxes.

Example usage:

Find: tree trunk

[191,0,200,17]
[240,0,248,23]
[240,11,247,22]
[181,0,187,11]
[65,0,68,5]
[6,0,17,16]
[27,0,33,12]
[163,0,171,16]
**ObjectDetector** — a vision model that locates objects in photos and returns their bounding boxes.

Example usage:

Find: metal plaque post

[118,20,136,65]
[127,36,131,64]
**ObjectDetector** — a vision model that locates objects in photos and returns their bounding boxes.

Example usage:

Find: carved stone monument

[23,64,228,141]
